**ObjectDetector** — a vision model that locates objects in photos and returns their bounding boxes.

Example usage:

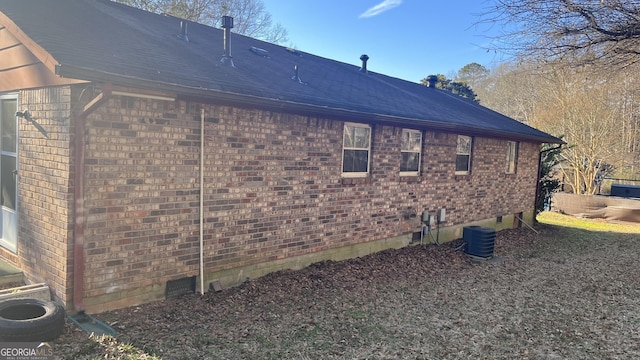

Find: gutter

[72,83,112,313]
[55,64,564,145]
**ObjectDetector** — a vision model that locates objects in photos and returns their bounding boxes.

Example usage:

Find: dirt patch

[54,225,640,359]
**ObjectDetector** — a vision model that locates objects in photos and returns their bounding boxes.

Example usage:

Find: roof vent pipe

[291,65,308,85]
[221,16,235,67]
[359,54,369,73]
[179,20,189,42]
[291,65,304,84]
[426,75,438,88]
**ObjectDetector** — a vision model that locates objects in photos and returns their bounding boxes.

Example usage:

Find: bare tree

[607,65,640,174]
[115,0,288,44]
[475,59,640,193]
[474,1,640,191]
[482,0,640,69]
[551,81,620,195]
[474,61,542,125]
[202,0,288,43]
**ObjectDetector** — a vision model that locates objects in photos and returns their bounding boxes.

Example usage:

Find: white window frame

[506,141,518,174]
[341,122,371,177]
[400,129,422,176]
[0,93,19,253]
[455,135,472,175]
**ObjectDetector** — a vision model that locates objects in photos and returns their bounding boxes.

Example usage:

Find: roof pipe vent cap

[220,16,235,67]
[359,54,369,74]
[426,75,438,88]
[178,20,189,42]
[291,65,306,84]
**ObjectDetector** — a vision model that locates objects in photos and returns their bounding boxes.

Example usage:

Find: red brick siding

[80,97,539,309]
[0,86,75,305]
[0,86,540,311]
[82,97,201,300]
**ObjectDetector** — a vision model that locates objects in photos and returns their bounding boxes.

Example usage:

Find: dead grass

[54,212,640,359]
[537,211,640,233]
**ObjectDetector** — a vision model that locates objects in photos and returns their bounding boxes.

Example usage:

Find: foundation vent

[165,276,196,299]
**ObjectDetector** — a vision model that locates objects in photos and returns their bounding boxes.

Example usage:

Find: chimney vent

[178,21,189,42]
[426,75,438,88]
[220,16,235,67]
[359,54,369,73]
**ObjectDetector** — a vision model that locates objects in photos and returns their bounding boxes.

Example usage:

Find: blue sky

[262,0,507,83]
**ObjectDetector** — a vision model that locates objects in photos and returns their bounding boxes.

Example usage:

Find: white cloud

[359,0,403,18]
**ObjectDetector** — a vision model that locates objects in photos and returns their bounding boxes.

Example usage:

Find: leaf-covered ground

[54,214,640,359]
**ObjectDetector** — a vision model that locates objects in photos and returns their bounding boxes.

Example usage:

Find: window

[400,129,422,175]
[455,135,472,174]
[0,94,18,253]
[342,123,371,176]
[506,141,518,174]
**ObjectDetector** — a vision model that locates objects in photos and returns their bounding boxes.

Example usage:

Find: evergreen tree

[420,74,478,102]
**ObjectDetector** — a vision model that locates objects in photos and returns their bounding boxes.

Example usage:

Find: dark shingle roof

[0,0,562,143]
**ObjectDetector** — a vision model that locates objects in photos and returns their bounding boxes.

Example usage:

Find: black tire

[0,298,65,342]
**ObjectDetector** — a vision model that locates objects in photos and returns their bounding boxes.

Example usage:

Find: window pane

[1,155,16,210]
[401,131,410,151]
[401,152,419,172]
[506,142,517,173]
[353,127,370,149]
[409,132,422,152]
[343,150,369,172]
[1,99,17,153]
[343,126,355,147]
[402,131,422,152]
[456,154,470,172]
[457,136,471,154]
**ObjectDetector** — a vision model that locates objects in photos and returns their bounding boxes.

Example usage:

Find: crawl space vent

[165,276,196,299]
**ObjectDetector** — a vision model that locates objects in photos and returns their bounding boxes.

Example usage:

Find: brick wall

[80,96,540,311]
[0,86,75,305]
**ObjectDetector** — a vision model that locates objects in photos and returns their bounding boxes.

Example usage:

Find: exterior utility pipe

[199,108,205,295]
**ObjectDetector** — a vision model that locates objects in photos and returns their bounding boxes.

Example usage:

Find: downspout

[73,84,112,312]
[199,108,205,295]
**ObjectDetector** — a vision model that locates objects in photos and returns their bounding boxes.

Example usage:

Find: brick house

[0,0,561,313]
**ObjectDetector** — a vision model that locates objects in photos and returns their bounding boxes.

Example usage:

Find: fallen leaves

[54,224,640,359]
